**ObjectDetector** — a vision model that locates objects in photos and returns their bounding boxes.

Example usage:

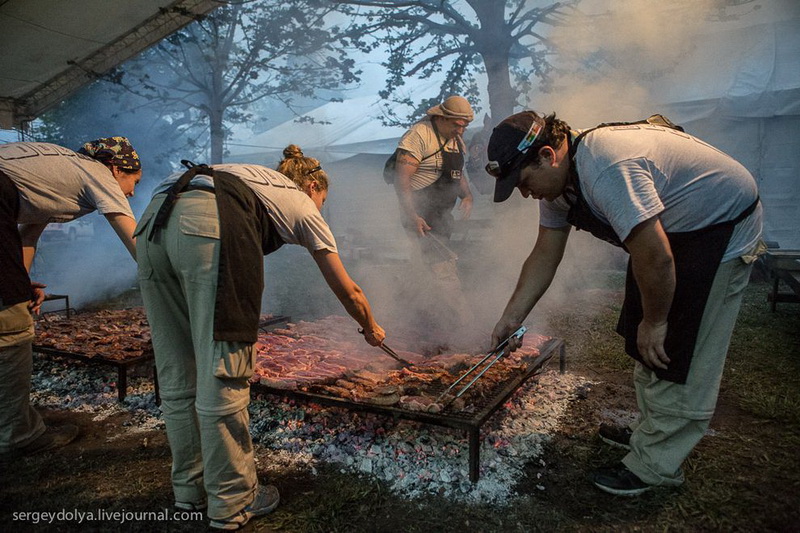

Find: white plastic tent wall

[227,94,415,166]
[654,13,800,249]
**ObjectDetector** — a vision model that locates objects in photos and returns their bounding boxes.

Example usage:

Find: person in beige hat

[389,95,476,346]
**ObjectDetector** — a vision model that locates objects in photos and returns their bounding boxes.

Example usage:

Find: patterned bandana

[78,136,141,171]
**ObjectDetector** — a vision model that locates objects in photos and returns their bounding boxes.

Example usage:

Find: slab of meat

[253,315,551,414]
[34,308,154,361]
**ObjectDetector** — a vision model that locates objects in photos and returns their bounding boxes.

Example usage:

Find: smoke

[537,0,720,127]
[29,0,768,343]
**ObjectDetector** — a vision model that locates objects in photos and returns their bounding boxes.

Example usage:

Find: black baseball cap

[486,111,546,202]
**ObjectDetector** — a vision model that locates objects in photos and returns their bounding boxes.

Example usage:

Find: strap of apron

[148,165,213,241]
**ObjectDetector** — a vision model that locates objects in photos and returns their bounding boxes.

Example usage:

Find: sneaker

[590,463,651,496]
[209,484,280,530]
[598,423,633,450]
[175,498,207,512]
[19,424,80,456]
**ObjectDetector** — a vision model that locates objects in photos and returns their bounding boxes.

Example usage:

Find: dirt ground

[1,280,798,532]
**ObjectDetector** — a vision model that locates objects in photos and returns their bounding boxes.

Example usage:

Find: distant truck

[41,218,95,241]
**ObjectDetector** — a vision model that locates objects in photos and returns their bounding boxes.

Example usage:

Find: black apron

[616,202,757,383]
[149,166,284,343]
[412,128,465,239]
[0,170,32,306]
[564,133,759,383]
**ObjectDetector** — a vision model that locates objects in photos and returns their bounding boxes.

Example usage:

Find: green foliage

[120,0,362,162]
[329,0,575,125]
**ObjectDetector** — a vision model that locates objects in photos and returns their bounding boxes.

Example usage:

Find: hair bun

[283,144,303,159]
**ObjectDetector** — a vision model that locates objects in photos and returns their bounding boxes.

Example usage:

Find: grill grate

[251,337,565,482]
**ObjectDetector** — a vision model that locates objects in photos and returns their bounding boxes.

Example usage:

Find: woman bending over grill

[0,137,142,461]
[133,147,385,530]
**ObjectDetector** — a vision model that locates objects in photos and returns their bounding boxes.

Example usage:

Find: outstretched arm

[18,223,48,272]
[491,225,570,349]
[18,223,48,312]
[105,213,137,261]
[312,249,385,346]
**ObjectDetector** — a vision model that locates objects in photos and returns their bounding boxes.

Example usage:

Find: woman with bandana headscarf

[0,136,143,461]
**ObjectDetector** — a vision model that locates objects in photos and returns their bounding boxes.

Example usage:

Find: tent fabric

[653,13,800,250]
[0,0,221,128]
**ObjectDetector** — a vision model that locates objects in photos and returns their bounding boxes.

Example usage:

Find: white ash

[29,354,591,504]
[250,370,592,504]
[30,355,164,433]
[599,408,639,428]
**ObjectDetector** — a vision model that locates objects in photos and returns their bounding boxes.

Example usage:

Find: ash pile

[30,313,592,504]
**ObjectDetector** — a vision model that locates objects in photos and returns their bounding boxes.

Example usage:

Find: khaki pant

[0,302,44,453]
[135,191,257,519]
[623,256,753,486]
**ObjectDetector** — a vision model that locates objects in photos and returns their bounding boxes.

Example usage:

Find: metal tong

[379,343,415,368]
[427,232,458,262]
[359,329,415,368]
[435,326,528,405]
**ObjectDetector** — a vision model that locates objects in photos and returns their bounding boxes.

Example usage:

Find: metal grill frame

[32,313,291,402]
[252,338,566,482]
[32,345,154,402]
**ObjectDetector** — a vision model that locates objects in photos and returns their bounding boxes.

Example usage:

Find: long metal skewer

[435,326,527,404]
[427,232,459,261]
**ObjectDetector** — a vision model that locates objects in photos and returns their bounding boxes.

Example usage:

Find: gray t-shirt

[397,117,461,190]
[0,142,134,224]
[539,125,762,262]
[152,164,337,254]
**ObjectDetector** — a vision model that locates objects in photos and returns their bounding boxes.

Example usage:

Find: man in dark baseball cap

[485,111,547,202]
[485,108,763,498]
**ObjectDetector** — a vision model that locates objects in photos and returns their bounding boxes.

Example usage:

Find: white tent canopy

[0,0,222,129]
[227,95,410,165]
[654,12,800,249]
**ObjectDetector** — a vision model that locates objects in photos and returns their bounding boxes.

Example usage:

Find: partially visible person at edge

[486,110,764,496]
[392,95,476,341]
[0,137,142,460]
[133,145,386,530]
[465,113,495,196]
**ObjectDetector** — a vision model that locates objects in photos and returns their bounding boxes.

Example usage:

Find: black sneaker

[590,463,651,496]
[598,423,632,450]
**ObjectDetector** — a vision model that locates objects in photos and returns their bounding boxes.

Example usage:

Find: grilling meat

[34,308,153,361]
[253,315,550,412]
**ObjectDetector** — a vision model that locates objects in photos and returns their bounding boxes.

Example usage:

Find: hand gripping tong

[359,329,415,368]
[435,326,528,405]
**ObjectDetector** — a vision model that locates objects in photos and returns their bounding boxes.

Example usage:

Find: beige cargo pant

[0,302,44,453]
[623,256,754,486]
[135,191,257,519]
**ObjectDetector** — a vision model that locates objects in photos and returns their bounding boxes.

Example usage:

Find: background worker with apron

[392,96,477,348]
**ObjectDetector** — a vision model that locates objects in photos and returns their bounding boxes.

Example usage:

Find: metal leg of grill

[468,428,480,483]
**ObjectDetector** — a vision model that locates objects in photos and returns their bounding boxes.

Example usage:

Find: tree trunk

[209,107,224,164]
[469,1,517,122]
[482,51,516,123]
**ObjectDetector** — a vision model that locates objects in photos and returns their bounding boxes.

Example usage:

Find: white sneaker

[209,485,280,530]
